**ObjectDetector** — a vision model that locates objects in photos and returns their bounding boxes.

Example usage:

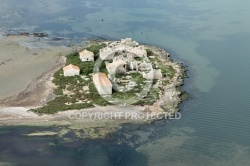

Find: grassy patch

[151,55,176,79]
[130,73,145,85]
[31,72,95,114]
[161,65,176,78]
[134,57,143,61]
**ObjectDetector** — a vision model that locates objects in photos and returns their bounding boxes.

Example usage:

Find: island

[0,35,187,139]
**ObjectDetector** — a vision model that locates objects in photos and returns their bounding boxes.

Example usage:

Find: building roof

[63,64,80,71]
[92,72,112,87]
[79,49,94,57]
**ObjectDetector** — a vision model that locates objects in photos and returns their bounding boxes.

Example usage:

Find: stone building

[79,49,94,62]
[63,64,80,76]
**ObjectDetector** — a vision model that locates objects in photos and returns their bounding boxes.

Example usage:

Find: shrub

[146,49,154,56]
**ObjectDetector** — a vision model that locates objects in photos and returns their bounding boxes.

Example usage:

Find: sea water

[0,0,249,165]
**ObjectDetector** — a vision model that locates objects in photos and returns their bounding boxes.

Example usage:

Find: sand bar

[0,36,71,102]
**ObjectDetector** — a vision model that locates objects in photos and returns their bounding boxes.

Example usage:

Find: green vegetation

[130,73,145,84]
[133,87,161,105]
[161,65,176,78]
[134,57,143,61]
[31,65,111,114]
[150,53,176,79]
[98,61,108,74]
[31,69,94,114]
[146,49,154,56]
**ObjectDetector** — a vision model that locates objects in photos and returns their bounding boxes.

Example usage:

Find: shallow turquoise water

[0,0,250,165]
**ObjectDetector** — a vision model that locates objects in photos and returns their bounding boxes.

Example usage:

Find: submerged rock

[18,32,30,36]
[33,32,48,37]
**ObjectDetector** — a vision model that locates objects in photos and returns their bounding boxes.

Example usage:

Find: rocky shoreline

[6,31,48,38]
[143,45,186,116]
